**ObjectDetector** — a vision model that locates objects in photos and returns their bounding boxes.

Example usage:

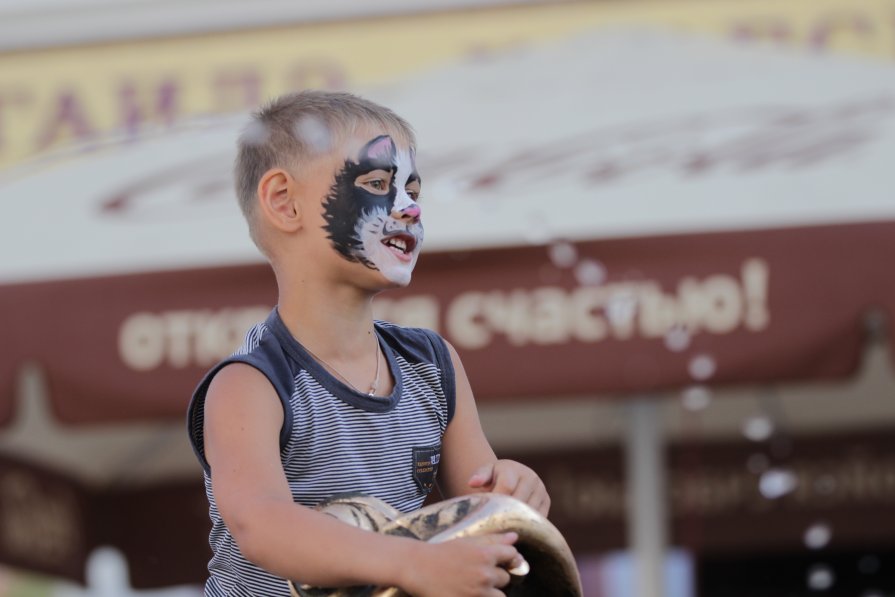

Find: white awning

[2,29,894,284]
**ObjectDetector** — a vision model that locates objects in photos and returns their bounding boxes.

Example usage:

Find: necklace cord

[303,334,382,397]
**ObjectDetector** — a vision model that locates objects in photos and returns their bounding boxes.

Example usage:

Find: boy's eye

[406,188,420,201]
[355,170,393,195]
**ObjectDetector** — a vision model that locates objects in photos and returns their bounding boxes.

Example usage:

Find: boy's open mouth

[382,232,417,257]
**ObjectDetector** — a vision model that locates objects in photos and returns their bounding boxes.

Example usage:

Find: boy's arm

[437,342,551,517]
[204,362,520,594]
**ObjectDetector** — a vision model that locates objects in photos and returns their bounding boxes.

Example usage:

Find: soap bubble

[293,115,333,153]
[688,354,717,381]
[759,467,798,499]
[574,259,607,286]
[664,325,691,352]
[742,416,774,442]
[806,564,834,591]
[240,120,270,146]
[605,292,637,327]
[548,241,578,269]
[681,385,712,411]
[804,522,832,550]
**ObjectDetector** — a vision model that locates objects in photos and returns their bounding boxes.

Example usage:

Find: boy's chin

[376,268,413,289]
[350,265,413,292]
[370,256,417,289]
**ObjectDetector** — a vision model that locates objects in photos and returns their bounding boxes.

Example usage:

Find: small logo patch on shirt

[412,445,441,493]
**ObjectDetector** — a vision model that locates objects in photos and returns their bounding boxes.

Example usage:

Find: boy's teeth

[386,238,407,252]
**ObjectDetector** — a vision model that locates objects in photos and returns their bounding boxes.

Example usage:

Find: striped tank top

[187,308,456,596]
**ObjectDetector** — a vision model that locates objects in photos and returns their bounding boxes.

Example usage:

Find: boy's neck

[275,270,378,360]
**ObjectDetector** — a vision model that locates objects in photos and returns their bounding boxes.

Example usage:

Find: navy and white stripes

[187,309,454,596]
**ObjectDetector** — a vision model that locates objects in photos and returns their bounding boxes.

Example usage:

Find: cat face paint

[322,135,423,286]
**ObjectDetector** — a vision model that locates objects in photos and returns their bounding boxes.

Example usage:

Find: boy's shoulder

[375,320,456,421]
[374,320,451,367]
[190,311,297,414]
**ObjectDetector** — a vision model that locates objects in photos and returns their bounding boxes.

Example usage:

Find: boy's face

[320,133,423,286]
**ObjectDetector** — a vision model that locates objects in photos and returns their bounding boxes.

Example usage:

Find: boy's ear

[257,168,301,232]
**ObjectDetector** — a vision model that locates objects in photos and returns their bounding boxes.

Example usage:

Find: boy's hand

[400,532,521,597]
[467,459,551,517]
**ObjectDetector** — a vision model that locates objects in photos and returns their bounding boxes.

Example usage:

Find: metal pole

[625,397,667,597]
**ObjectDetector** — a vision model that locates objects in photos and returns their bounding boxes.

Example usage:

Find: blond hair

[234,90,416,250]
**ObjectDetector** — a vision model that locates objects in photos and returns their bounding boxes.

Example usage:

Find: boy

[187,91,550,596]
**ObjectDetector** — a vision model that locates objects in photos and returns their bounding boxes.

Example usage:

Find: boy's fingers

[492,467,520,495]
[474,532,519,559]
[480,531,518,545]
[512,474,538,504]
[468,463,495,488]
[491,543,521,567]
[508,553,529,573]
[500,531,519,545]
[493,567,512,588]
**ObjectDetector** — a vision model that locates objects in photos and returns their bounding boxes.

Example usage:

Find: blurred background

[1,0,894,595]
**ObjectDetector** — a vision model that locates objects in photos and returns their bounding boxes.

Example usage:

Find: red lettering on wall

[119,79,179,137]
[729,10,892,53]
[731,19,793,44]
[213,69,261,111]
[810,14,874,50]
[35,90,95,150]
[287,58,347,91]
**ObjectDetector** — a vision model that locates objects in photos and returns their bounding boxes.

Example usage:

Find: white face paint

[357,147,423,286]
[322,135,424,286]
